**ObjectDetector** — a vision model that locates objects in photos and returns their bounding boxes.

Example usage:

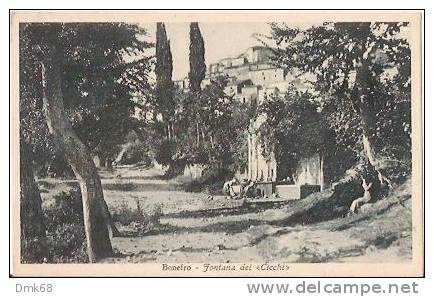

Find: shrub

[112,199,162,235]
[121,142,152,166]
[21,237,47,264]
[164,161,185,179]
[36,153,75,179]
[155,139,177,167]
[43,189,88,263]
[184,166,232,194]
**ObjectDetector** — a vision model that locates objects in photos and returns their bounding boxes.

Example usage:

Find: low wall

[255,181,275,197]
[275,184,321,200]
[275,184,301,200]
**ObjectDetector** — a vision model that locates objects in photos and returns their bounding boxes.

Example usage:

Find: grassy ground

[37,165,412,263]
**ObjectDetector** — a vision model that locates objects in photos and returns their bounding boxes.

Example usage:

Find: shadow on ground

[164,200,291,219]
[103,182,182,192]
[118,218,268,237]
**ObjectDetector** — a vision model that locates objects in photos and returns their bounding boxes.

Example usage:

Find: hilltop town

[175,46,307,105]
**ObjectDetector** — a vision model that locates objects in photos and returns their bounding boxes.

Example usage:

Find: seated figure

[349,176,373,215]
[222,178,237,199]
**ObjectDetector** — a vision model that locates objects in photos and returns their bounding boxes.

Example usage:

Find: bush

[164,161,185,179]
[155,139,177,167]
[184,166,232,194]
[112,199,162,235]
[36,153,75,179]
[21,237,47,264]
[43,189,88,263]
[121,142,152,166]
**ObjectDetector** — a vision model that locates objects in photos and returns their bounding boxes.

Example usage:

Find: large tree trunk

[361,130,392,186]
[101,198,121,237]
[351,55,392,188]
[37,43,113,262]
[20,140,46,263]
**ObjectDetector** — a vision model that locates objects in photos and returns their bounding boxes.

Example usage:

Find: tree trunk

[201,126,206,145]
[167,123,172,140]
[210,134,215,149]
[362,132,376,166]
[20,140,46,263]
[362,131,392,186]
[37,43,113,262]
[352,55,392,188]
[196,122,200,147]
[171,122,175,139]
[101,199,121,237]
[106,158,113,169]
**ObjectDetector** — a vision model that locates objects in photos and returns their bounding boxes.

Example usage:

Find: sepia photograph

[10,10,424,277]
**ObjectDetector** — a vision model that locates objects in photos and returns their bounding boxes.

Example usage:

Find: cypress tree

[188,22,206,92]
[155,22,174,123]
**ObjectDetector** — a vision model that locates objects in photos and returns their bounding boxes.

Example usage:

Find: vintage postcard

[10,10,424,277]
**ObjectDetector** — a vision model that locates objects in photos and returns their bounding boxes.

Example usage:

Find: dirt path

[100,166,411,263]
[39,165,412,263]
[97,166,290,263]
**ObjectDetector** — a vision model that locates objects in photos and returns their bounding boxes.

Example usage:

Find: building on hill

[175,46,287,100]
[175,46,290,106]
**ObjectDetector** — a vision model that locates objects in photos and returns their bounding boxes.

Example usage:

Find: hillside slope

[248,179,412,262]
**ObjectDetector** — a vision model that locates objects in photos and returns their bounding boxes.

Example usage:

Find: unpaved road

[39,165,412,263]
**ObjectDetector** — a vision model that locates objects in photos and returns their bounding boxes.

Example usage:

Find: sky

[140,23,273,80]
[138,22,411,81]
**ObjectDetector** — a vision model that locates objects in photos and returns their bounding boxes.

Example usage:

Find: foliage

[155,138,178,167]
[43,189,88,263]
[120,142,153,166]
[188,23,206,92]
[155,22,175,124]
[19,22,153,175]
[21,237,47,264]
[172,77,252,174]
[149,23,251,178]
[269,22,410,94]
[268,22,412,181]
[112,199,162,235]
[183,167,233,194]
[321,94,363,183]
[257,86,329,180]
[373,82,411,182]
[149,23,251,179]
